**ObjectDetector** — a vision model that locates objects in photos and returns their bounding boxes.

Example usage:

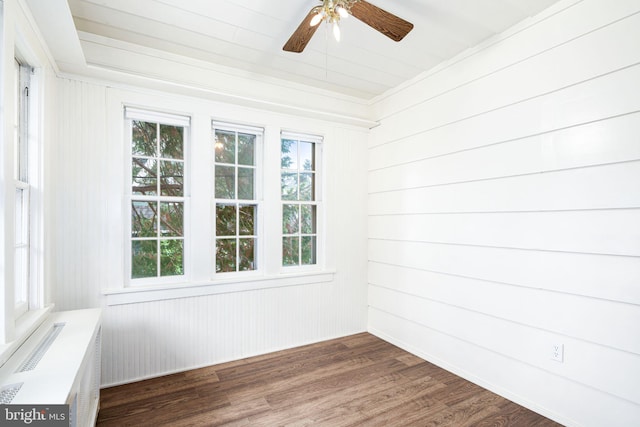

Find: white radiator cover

[0,309,102,427]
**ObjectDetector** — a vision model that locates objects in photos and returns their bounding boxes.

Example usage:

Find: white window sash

[126,108,190,285]
[212,121,264,276]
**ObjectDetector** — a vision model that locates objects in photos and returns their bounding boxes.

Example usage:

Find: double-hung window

[126,108,189,282]
[14,59,31,317]
[281,132,322,267]
[121,108,324,292]
[3,51,46,348]
[213,123,262,273]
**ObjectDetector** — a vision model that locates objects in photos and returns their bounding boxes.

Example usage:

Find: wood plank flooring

[97,333,562,426]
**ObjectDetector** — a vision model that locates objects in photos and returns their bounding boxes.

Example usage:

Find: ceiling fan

[283,0,414,53]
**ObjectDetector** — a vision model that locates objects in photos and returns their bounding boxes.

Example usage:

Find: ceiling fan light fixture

[283,0,413,53]
[310,11,324,27]
[336,5,349,18]
[332,21,341,41]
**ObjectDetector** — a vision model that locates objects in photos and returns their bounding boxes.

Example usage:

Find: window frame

[124,107,191,286]
[212,121,264,278]
[113,103,331,301]
[13,58,31,318]
[1,47,48,352]
[280,131,323,271]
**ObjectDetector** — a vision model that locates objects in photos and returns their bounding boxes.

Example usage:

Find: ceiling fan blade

[283,7,322,53]
[350,0,414,42]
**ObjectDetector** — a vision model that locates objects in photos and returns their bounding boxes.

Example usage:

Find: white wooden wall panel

[102,283,347,385]
[372,14,640,147]
[370,66,640,170]
[369,285,640,405]
[370,109,640,191]
[368,266,640,359]
[368,0,640,425]
[369,162,640,215]
[50,78,369,386]
[369,209,640,256]
[369,239,640,306]
[370,0,640,121]
[369,310,640,427]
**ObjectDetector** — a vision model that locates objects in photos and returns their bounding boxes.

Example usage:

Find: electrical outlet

[551,343,564,362]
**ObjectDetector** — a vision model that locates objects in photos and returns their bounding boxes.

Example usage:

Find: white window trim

[103,270,335,306]
[280,130,324,271]
[14,60,31,319]
[124,107,191,286]
[105,99,333,304]
[212,121,264,277]
[2,51,47,358]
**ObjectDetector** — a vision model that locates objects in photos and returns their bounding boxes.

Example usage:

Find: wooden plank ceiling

[66,0,561,99]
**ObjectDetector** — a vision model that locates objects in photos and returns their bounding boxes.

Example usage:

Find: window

[14,59,31,317]
[213,123,262,273]
[281,132,322,267]
[127,108,189,281]
[120,108,326,296]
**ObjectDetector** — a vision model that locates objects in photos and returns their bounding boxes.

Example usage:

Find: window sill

[103,270,336,306]
[0,305,54,368]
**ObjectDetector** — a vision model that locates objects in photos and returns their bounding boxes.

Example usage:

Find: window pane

[281,139,297,169]
[301,236,316,265]
[299,173,314,201]
[160,160,184,197]
[132,158,157,196]
[238,167,254,200]
[216,239,236,272]
[239,238,256,271]
[301,205,316,234]
[216,204,236,236]
[130,111,188,281]
[160,202,183,237]
[132,201,157,238]
[299,142,314,171]
[281,173,298,201]
[14,247,28,305]
[215,165,236,199]
[14,60,19,180]
[132,240,158,278]
[15,188,28,245]
[215,130,235,164]
[282,204,299,234]
[160,124,184,159]
[160,239,184,276]
[238,133,255,166]
[239,205,256,236]
[132,121,157,157]
[282,237,299,266]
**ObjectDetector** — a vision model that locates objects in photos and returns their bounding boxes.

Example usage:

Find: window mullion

[235,132,240,272]
[298,204,303,266]
[156,122,161,278]
[156,237,161,279]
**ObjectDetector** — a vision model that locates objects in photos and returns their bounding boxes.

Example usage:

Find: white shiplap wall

[367,0,640,426]
[50,77,369,386]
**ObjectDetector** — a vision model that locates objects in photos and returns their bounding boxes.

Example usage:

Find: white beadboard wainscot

[50,76,369,386]
[367,0,640,426]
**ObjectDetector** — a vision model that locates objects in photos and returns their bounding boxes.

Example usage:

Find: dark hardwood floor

[97,333,561,426]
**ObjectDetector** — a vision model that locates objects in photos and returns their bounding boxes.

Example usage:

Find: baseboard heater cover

[15,323,66,372]
[0,309,102,427]
[0,383,23,404]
